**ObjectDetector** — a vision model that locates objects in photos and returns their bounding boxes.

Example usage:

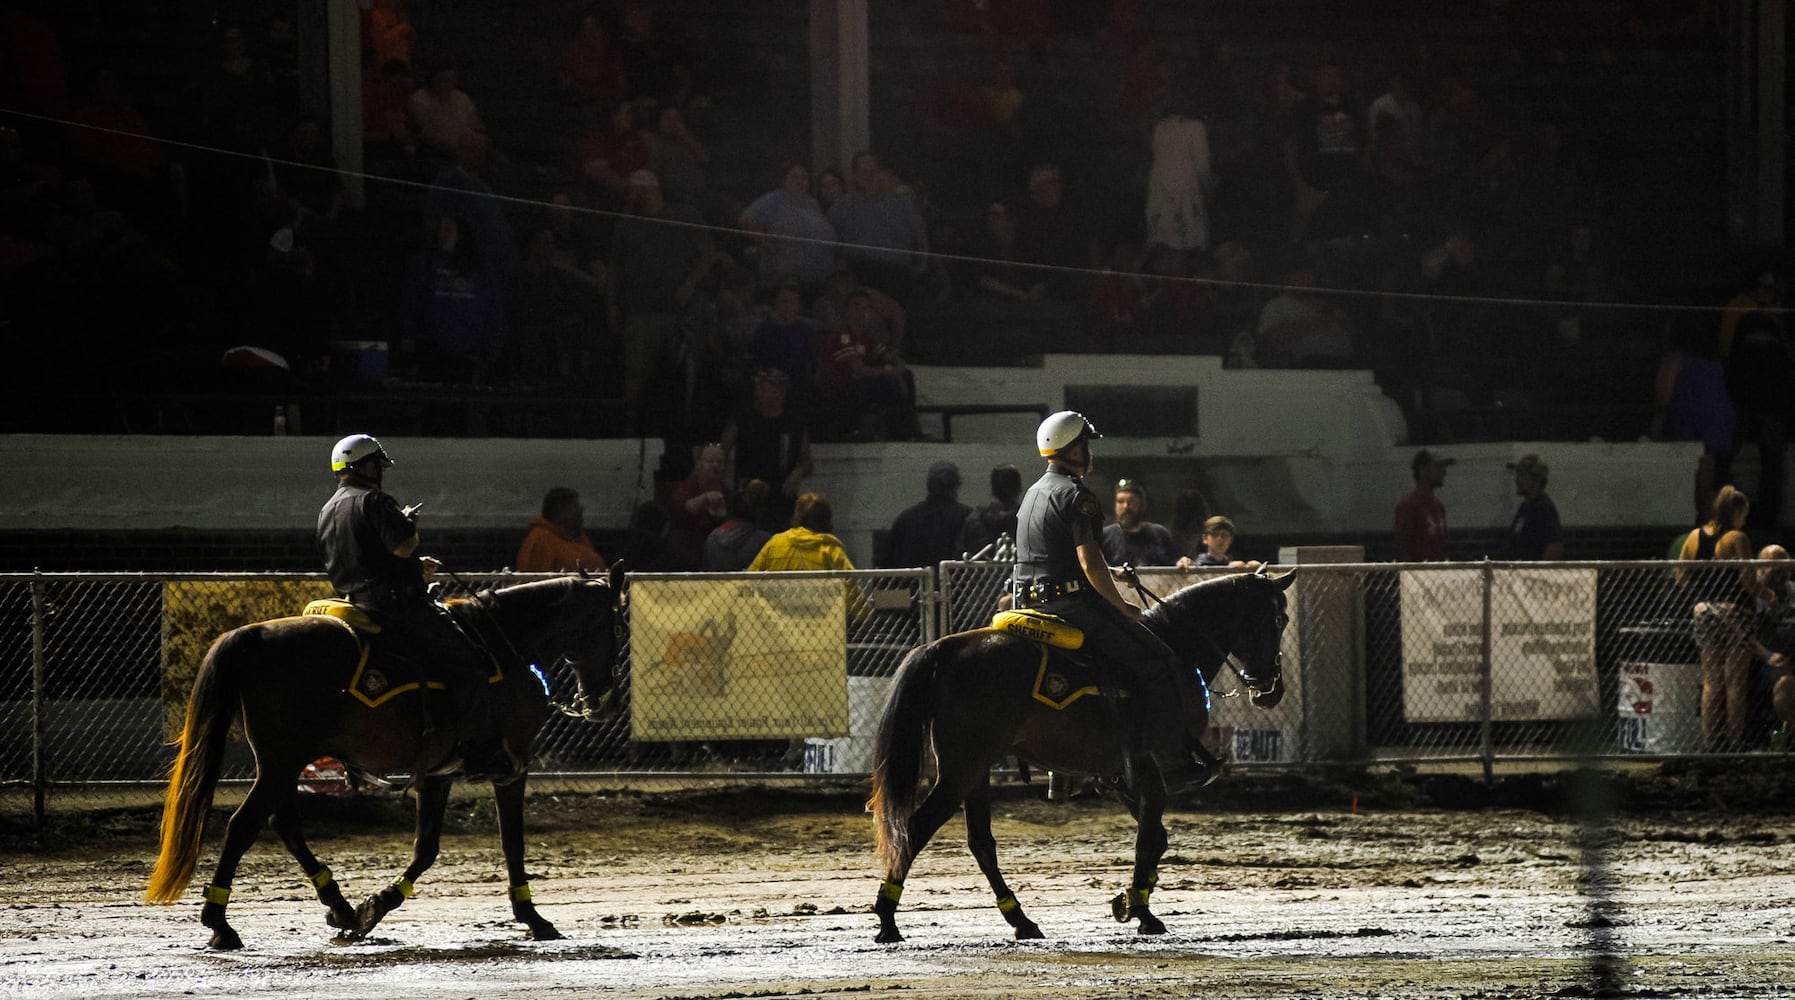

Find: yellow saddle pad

[991,609,1084,650]
[303,598,382,634]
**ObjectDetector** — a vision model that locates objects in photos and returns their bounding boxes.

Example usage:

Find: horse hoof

[1136,915,1167,936]
[1109,892,1130,924]
[1014,922,1045,940]
[874,928,904,944]
[325,906,357,931]
[528,922,562,941]
[207,927,244,951]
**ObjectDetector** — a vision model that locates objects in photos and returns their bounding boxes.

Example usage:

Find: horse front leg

[963,787,1043,940]
[493,775,558,940]
[1110,752,1170,936]
[199,772,293,950]
[351,776,451,939]
[270,799,357,933]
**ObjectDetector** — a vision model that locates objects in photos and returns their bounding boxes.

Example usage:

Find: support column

[324,0,365,208]
[810,0,870,174]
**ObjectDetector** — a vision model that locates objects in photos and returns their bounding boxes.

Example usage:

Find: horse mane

[1139,573,1250,673]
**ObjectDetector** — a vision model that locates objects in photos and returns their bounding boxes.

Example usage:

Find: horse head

[1145,566,1293,709]
[483,573,626,723]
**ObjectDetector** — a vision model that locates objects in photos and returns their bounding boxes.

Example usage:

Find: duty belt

[1014,579,1084,604]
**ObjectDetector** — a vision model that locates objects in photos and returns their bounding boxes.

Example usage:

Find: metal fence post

[1479,558,1495,784]
[29,574,47,828]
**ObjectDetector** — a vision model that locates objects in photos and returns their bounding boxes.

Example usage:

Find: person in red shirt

[1393,449,1453,561]
[813,289,916,440]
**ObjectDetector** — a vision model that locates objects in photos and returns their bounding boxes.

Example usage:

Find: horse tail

[868,639,944,876]
[145,627,246,904]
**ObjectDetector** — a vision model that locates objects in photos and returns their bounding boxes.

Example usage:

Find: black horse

[869,569,1293,943]
[146,571,625,950]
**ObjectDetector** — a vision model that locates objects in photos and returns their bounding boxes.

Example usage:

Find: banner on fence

[630,577,849,740]
[1400,568,1599,722]
[160,579,333,740]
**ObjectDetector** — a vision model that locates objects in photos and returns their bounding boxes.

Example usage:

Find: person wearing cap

[1393,449,1454,561]
[606,166,729,433]
[882,460,974,568]
[1014,411,1219,792]
[1100,478,1182,568]
[1507,454,1563,560]
[317,434,518,782]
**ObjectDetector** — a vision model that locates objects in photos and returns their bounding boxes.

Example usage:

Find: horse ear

[1272,569,1295,590]
[608,561,628,594]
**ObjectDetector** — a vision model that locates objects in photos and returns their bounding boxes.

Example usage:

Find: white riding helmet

[330,433,394,473]
[1036,410,1102,457]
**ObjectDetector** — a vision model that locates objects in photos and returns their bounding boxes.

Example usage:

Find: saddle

[302,598,456,708]
[990,608,1106,710]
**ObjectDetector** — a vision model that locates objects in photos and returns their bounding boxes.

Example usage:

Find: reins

[1115,564,1267,698]
[442,569,622,720]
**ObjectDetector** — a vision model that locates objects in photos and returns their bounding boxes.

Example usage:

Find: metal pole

[1479,559,1495,784]
[30,575,47,828]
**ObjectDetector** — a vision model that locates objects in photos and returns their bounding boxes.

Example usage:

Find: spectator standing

[828,150,927,303]
[557,11,627,108]
[1752,545,1795,743]
[648,104,721,222]
[1365,69,1424,184]
[1677,485,1758,751]
[515,487,607,572]
[747,492,870,621]
[738,162,838,294]
[1506,454,1563,560]
[1719,270,1792,535]
[1011,162,1095,299]
[959,464,1024,557]
[1394,449,1453,561]
[1144,85,1215,252]
[400,214,504,384]
[721,368,813,529]
[406,61,485,160]
[1653,319,1736,524]
[665,442,730,567]
[606,169,726,432]
[1283,57,1364,241]
[1101,478,1183,567]
[883,461,975,568]
[703,479,773,571]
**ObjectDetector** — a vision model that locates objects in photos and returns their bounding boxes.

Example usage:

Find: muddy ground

[6,765,1795,999]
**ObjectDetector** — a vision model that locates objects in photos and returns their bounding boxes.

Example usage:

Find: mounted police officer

[1011,411,1216,791]
[317,434,518,782]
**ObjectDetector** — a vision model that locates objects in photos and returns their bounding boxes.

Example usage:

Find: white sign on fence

[1400,567,1599,722]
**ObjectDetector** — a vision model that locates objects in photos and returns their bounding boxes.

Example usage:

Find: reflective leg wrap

[310,867,334,890]
[510,884,533,903]
[391,877,415,899]
[1126,886,1152,909]
[879,879,904,904]
[996,894,1020,913]
[202,884,231,905]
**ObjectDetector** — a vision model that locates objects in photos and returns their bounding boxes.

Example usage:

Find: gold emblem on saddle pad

[1028,647,1101,711]
[990,609,1084,649]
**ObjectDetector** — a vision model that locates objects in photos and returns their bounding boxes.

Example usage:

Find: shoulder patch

[1076,495,1100,518]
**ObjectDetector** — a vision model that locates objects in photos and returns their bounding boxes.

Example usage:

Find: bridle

[445,571,624,721]
[1117,564,1283,699]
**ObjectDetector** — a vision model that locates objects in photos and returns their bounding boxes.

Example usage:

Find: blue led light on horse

[529,663,550,696]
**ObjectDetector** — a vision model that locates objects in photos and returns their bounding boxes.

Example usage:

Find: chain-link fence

[3,560,1783,816]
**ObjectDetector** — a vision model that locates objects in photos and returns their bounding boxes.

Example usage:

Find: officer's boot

[1151,684,1221,797]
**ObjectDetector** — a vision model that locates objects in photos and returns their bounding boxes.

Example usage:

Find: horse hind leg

[874,777,977,944]
[963,789,1043,940]
[199,772,295,950]
[351,776,451,939]
[269,800,357,933]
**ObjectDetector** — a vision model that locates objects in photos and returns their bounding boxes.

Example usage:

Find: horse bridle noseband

[1117,564,1281,698]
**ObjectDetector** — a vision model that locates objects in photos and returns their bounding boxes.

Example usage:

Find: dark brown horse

[869,569,1294,943]
[145,570,625,949]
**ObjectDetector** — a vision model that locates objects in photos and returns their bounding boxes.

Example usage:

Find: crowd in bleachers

[0,0,1756,447]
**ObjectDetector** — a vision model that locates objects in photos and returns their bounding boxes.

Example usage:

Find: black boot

[1154,739,1222,798]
